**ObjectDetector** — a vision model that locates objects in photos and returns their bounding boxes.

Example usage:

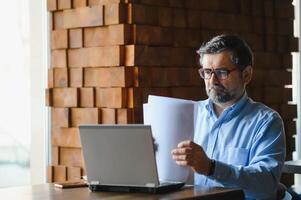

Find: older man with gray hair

[172,35,286,200]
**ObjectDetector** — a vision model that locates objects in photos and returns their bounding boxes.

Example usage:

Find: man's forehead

[200,52,234,67]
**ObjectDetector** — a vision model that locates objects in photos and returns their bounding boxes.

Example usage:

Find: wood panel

[47,0,296,186]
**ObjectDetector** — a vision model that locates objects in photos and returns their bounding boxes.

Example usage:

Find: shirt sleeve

[209,113,286,199]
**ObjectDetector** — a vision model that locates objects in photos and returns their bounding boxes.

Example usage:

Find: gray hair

[197,34,253,71]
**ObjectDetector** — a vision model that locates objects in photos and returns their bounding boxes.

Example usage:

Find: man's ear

[242,65,253,85]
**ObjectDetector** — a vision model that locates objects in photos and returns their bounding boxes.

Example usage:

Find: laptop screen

[79,124,160,187]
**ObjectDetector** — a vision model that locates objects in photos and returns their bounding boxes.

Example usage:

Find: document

[143,95,196,182]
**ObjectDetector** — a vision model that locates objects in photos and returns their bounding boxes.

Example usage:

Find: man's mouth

[209,85,225,91]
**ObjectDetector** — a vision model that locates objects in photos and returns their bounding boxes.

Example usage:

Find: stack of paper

[143,95,196,182]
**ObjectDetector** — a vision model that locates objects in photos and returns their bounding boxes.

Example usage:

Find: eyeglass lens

[199,69,230,80]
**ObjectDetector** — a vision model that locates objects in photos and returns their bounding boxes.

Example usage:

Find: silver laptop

[79,124,184,193]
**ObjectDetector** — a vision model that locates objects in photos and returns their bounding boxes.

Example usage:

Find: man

[171,35,286,199]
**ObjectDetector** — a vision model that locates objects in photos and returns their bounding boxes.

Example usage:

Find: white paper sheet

[143,95,195,182]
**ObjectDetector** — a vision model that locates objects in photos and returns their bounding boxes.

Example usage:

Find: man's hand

[171,140,211,176]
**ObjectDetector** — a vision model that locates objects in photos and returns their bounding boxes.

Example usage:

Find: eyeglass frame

[198,67,238,80]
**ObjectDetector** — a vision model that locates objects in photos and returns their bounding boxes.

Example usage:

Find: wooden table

[283,160,301,174]
[0,184,244,200]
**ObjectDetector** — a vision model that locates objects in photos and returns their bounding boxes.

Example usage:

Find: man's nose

[208,72,219,83]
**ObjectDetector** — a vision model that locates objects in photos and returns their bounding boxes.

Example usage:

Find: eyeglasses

[198,68,237,80]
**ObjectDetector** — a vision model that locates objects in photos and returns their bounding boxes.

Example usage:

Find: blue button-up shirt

[194,93,286,199]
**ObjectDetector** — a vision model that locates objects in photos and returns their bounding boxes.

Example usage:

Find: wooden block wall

[46,0,297,186]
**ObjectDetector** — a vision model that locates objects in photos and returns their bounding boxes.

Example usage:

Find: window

[0,0,48,187]
[292,0,301,185]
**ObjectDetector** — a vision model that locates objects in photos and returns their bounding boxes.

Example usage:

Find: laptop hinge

[90,181,100,185]
[145,183,156,187]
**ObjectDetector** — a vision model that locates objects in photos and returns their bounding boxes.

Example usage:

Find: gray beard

[206,85,235,104]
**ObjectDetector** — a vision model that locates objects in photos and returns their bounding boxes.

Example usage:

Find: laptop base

[89,182,185,194]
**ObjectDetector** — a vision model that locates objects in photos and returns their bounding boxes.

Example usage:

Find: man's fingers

[177,140,194,148]
[171,147,192,155]
[178,141,202,153]
[172,154,189,161]
[175,160,189,166]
